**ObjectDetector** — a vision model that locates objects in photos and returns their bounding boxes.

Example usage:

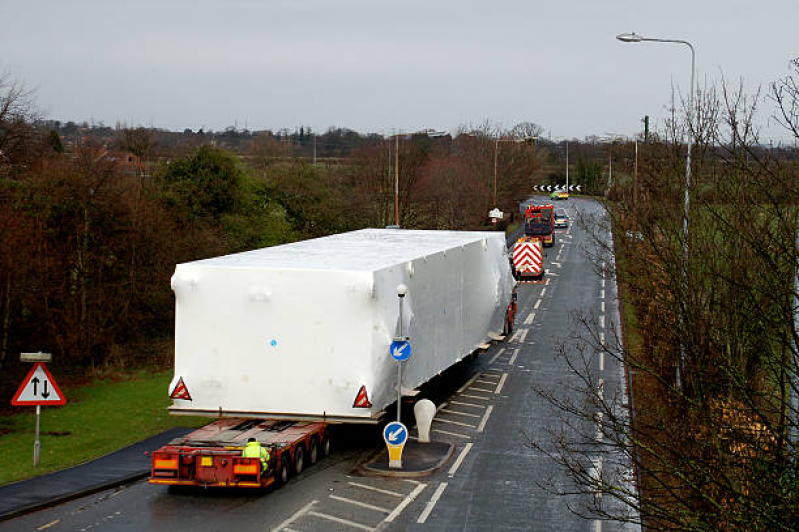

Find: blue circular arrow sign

[389,340,412,361]
[383,421,408,447]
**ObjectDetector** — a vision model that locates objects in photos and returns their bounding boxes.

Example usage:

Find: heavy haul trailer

[149,420,329,488]
[524,204,555,247]
[151,229,516,488]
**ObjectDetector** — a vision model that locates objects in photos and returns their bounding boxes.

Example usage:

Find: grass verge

[0,369,208,486]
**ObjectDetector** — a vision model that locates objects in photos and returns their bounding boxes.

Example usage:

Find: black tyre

[309,437,319,465]
[276,455,289,486]
[322,433,332,457]
[294,446,305,476]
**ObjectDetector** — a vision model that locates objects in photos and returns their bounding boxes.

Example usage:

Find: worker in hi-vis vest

[242,437,270,473]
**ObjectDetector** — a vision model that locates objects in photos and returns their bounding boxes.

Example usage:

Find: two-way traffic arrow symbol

[32,377,39,396]
[389,427,404,442]
[42,381,50,399]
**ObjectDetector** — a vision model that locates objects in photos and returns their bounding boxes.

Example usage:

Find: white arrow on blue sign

[383,421,408,446]
[389,340,412,361]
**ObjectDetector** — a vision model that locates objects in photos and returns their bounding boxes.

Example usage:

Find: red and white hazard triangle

[11,362,66,406]
[169,377,192,401]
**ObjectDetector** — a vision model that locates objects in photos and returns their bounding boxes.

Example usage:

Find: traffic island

[359,440,454,478]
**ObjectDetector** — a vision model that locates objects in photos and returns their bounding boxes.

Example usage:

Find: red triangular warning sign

[170,377,192,401]
[11,362,66,406]
[352,385,372,408]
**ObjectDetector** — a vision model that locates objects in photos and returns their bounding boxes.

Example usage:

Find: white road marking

[477,405,494,432]
[596,520,603,532]
[533,299,541,310]
[600,289,605,299]
[432,428,471,439]
[517,329,529,344]
[417,482,448,524]
[273,500,317,531]
[384,483,427,523]
[450,400,486,409]
[348,482,404,498]
[475,378,496,385]
[598,379,605,401]
[523,312,536,325]
[551,262,562,268]
[468,387,495,394]
[601,278,606,288]
[596,412,604,443]
[599,315,605,329]
[540,288,547,296]
[436,401,448,413]
[459,393,491,401]
[329,495,389,513]
[601,301,605,313]
[488,350,504,365]
[308,511,374,531]
[494,373,508,394]
[448,443,473,477]
[599,332,605,344]
[440,408,482,418]
[600,351,604,372]
[508,348,520,365]
[456,374,480,394]
[433,417,477,428]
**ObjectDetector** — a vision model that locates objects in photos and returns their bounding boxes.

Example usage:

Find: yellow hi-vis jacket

[242,440,270,471]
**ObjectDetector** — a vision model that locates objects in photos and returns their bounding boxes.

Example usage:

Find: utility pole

[313,135,317,165]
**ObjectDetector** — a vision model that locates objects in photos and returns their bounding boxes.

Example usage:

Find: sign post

[12,356,66,467]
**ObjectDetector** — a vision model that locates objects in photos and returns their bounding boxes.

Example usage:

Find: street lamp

[617,32,696,390]
[493,136,536,208]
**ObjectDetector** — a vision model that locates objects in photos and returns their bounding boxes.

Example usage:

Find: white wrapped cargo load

[168,228,514,423]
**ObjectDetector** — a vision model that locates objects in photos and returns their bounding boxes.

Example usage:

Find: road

[1,197,635,532]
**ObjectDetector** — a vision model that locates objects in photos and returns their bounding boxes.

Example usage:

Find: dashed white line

[348,482,404,498]
[601,301,605,313]
[600,289,605,299]
[601,278,606,288]
[596,412,604,443]
[329,495,389,513]
[533,299,541,310]
[598,378,605,401]
[508,348,520,366]
[517,329,529,344]
[273,500,318,532]
[600,351,605,372]
[599,332,605,344]
[448,443,473,477]
[417,482,448,524]
[494,373,508,394]
[308,511,374,531]
[599,315,605,329]
[384,483,427,523]
[540,287,547,296]
[477,405,494,432]
[523,312,536,325]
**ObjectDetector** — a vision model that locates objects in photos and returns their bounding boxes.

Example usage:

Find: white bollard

[414,399,436,443]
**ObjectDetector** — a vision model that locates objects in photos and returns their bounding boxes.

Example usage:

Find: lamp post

[617,32,696,389]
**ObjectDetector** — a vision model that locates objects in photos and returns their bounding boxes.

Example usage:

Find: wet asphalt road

[1,197,637,532]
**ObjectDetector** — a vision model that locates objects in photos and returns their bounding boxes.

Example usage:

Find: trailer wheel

[276,455,290,486]
[309,437,319,465]
[322,433,332,457]
[294,446,305,476]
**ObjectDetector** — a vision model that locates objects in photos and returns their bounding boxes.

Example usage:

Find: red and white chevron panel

[513,241,543,276]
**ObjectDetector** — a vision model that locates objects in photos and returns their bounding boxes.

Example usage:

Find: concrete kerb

[357,440,454,478]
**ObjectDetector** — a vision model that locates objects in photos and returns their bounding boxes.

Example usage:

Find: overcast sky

[2,0,797,140]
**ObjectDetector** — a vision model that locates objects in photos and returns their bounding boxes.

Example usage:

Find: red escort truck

[524,204,555,247]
